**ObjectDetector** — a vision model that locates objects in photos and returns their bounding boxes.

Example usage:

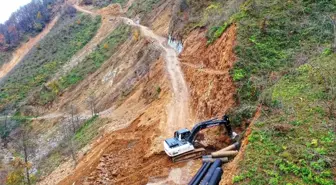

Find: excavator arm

[187,115,234,144]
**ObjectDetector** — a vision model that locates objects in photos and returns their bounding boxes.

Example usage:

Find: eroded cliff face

[180,25,237,121]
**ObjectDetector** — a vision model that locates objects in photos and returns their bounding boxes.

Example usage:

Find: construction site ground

[1,0,244,184]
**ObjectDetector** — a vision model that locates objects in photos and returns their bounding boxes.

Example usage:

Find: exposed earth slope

[1,0,335,185]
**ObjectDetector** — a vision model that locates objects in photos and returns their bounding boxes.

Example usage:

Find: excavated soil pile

[59,114,181,185]
[84,119,172,185]
[54,56,181,185]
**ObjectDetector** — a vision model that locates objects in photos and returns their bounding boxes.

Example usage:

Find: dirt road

[121,17,190,135]
[73,5,97,15]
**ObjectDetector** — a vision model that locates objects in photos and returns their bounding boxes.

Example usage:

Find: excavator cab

[164,128,195,157]
[174,128,191,142]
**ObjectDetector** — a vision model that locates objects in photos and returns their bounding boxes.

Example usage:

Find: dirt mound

[180,25,237,121]
[57,100,182,185]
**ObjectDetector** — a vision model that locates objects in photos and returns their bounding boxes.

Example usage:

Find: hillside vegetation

[234,55,335,185]
[0,52,12,67]
[171,0,336,184]
[80,0,128,8]
[227,0,336,184]
[0,0,60,67]
[37,23,131,105]
[0,12,101,112]
[1,0,335,184]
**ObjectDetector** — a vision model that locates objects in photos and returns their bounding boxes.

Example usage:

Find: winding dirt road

[120,17,190,133]
[0,2,190,136]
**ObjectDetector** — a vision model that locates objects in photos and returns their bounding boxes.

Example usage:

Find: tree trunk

[329,96,336,119]
[22,132,31,185]
[4,115,7,130]
[70,138,77,167]
[71,105,76,134]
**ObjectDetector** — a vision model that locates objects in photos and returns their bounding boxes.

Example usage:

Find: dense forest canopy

[0,0,60,52]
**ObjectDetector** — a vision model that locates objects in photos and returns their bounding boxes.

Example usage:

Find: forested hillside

[0,0,61,67]
[0,9,101,112]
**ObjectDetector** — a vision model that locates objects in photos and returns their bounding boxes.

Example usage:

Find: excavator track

[172,148,206,163]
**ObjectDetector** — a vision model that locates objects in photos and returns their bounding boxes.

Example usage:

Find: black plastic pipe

[191,162,212,185]
[188,162,208,185]
[208,167,223,185]
[200,159,222,185]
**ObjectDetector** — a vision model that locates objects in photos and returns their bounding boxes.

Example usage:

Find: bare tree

[4,114,8,132]
[67,104,79,134]
[2,114,9,148]
[62,118,77,167]
[18,123,34,185]
[69,136,77,167]
[86,95,97,117]
[65,104,79,167]
[1,114,8,137]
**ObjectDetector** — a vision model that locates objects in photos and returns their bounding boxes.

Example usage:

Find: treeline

[0,0,61,51]
[80,0,127,8]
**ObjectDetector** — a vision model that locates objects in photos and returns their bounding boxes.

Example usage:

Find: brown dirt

[36,2,242,185]
[58,116,177,185]
[37,3,176,181]
[56,71,183,185]
[37,58,171,185]
[0,16,59,80]
[180,25,237,121]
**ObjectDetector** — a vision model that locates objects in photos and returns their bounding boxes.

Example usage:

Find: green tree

[5,158,27,185]
[36,11,42,20]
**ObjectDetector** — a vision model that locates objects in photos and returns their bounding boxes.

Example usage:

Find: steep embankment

[38,0,243,184]
[36,1,190,184]
[180,25,237,121]
[228,1,336,184]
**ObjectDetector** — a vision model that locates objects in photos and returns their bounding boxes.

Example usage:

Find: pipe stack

[202,142,240,163]
[188,159,223,185]
[188,142,241,185]
[188,162,211,185]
